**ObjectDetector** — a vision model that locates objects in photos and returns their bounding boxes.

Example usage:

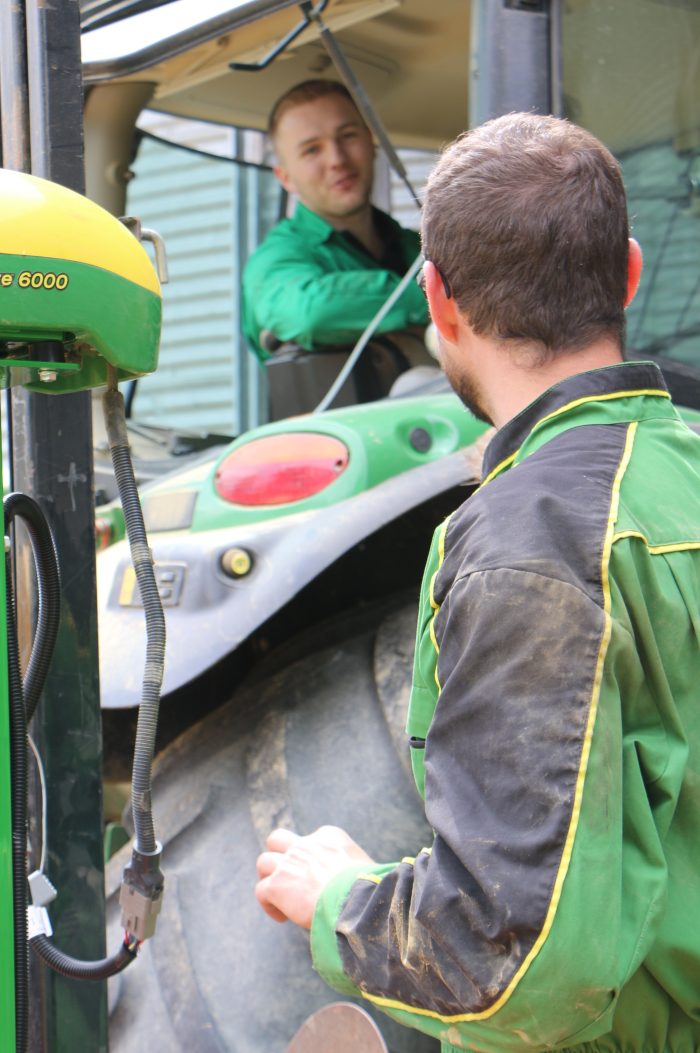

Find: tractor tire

[106,598,439,1053]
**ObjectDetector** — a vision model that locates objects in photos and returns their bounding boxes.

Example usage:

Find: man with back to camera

[241,78,429,360]
[254,112,700,1052]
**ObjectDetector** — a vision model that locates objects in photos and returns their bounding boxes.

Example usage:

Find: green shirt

[311,361,700,1053]
[242,202,429,360]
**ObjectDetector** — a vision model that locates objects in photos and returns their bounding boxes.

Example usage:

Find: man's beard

[443,362,493,425]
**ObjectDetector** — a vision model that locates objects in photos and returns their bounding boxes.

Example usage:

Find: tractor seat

[263,327,436,419]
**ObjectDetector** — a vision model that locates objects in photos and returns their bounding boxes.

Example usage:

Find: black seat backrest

[265,330,435,420]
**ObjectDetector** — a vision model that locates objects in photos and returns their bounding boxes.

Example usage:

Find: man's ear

[625,238,643,307]
[424,261,460,345]
[273,164,296,196]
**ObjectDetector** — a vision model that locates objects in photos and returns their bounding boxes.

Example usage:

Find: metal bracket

[229,0,329,72]
[120,215,169,284]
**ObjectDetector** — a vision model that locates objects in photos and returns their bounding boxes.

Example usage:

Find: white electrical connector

[28,869,57,907]
[27,904,53,940]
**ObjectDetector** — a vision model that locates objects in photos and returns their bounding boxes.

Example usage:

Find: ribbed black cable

[103,389,165,854]
[4,492,61,722]
[30,933,137,981]
[6,560,29,1053]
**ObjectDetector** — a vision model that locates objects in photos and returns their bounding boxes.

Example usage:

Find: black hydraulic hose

[6,561,29,1053]
[4,492,61,722]
[103,387,165,854]
[30,933,138,981]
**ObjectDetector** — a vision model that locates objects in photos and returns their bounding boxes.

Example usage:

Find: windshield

[123,110,429,436]
[561,0,700,367]
[125,118,283,435]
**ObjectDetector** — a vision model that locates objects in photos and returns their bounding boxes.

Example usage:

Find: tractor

[1,1,699,1050]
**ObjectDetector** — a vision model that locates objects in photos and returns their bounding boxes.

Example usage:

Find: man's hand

[255,825,374,930]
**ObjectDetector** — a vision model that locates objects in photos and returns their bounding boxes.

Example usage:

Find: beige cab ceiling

[83,0,471,150]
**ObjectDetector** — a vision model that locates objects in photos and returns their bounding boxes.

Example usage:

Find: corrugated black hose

[4,492,61,722]
[3,492,140,988]
[6,555,29,1053]
[28,933,138,981]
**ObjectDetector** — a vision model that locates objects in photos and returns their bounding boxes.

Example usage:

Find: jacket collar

[481,360,671,482]
[290,201,336,245]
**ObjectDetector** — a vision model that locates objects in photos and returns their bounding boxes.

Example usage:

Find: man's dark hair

[422,113,630,354]
[268,79,357,141]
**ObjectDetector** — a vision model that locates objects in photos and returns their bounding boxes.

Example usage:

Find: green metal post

[0,0,27,1043]
[0,453,13,1053]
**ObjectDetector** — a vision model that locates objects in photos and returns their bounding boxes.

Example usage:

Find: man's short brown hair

[421,113,630,354]
[268,79,358,141]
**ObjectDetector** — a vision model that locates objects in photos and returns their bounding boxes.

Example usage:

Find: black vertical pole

[4,0,109,1049]
[0,8,33,1050]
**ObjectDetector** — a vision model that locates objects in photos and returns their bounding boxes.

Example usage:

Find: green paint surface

[0,252,161,391]
[191,392,489,531]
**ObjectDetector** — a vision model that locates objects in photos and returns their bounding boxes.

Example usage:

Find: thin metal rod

[314,252,424,413]
[25,0,50,178]
[549,0,563,118]
[0,0,31,171]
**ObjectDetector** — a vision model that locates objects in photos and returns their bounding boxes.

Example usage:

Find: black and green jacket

[311,361,700,1052]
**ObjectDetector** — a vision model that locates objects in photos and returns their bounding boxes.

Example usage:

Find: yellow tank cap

[0,169,160,295]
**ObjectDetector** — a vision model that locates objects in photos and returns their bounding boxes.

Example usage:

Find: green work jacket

[242,202,428,360]
[311,361,700,1053]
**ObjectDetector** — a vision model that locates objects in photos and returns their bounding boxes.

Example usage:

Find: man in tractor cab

[241,78,429,361]
[255,113,700,1052]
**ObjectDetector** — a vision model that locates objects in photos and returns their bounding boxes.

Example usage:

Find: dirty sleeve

[310,562,671,1051]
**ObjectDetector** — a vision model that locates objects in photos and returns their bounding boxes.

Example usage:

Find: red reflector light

[94,516,113,551]
[215,433,349,506]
